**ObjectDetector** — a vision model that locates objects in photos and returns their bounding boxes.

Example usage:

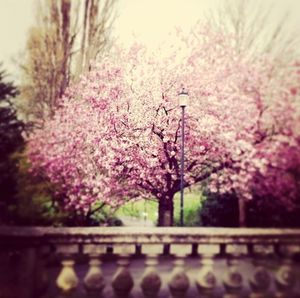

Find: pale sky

[115,0,218,46]
[0,0,299,79]
[0,0,35,77]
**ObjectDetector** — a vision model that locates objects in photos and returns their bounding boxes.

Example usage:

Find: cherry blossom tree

[27,25,300,226]
[210,59,300,226]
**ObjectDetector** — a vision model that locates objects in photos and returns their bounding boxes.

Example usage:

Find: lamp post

[178,87,189,226]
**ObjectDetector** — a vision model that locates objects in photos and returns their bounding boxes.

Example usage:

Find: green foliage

[0,65,66,225]
[199,190,300,228]
[89,205,123,226]
[0,66,24,224]
[247,196,300,228]
[199,192,239,227]
[11,150,71,226]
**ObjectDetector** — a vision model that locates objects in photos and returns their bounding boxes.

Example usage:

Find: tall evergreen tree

[0,66,24,223]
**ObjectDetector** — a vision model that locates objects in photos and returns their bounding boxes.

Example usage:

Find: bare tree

[75,0,115,76]
[20,0,115,125]
[207,0,300,66]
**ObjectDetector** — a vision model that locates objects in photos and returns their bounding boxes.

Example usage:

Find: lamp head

[178,87,189,107]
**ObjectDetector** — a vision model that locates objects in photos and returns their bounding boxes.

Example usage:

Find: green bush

[199,192,239,227]
[247,196,300,228]
[9,150,70,226]
[89,205,123,226]
[199,190,300,228]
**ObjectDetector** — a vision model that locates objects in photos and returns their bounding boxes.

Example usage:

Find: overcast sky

[0,0,34,76]
[0,0,299,79]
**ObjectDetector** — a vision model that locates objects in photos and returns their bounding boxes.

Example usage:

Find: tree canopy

[27,24,300,226]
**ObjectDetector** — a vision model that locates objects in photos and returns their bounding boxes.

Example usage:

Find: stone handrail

[0,227,300,297]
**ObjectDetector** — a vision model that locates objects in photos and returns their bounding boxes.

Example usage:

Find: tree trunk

[238,197,247,227]
[158,195,174,226]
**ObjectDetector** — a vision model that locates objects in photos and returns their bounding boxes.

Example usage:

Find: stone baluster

[249,244,272,298]
[83,244,107,297]
[168,244,191,298]
[112,244,135,297]
[56,244,79,296]
[196,244,219,297]
[140,244,163,297]
[56,259,79,296]
[275,244,299,298]
[223,244,246,298]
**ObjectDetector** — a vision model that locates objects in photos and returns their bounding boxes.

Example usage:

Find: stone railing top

[0,226,300,245]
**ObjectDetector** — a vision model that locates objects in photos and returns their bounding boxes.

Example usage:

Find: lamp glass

[178,89,189,107]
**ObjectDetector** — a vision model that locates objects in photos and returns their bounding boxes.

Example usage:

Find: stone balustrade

[0,227,300,298]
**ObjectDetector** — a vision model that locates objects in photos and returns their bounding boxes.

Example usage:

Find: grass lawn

[115,187,205,226]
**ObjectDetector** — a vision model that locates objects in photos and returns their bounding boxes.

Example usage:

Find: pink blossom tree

[210,59,300,226]
[27,25,300,226]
